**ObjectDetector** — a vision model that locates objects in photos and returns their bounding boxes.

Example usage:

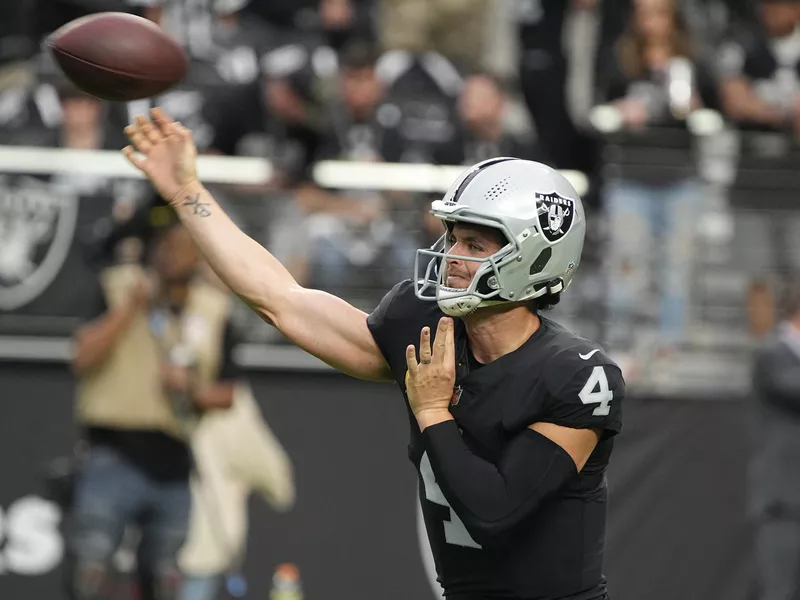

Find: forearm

[72,304,139,374]
[172,184,390,380]
[123,111,391,382]
[723,82,788,127]
[423,421,576,547]
[170,181,298,321]
[738,102,787,127]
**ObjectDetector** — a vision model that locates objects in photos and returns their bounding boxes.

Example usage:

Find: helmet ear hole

[475,271,497,295]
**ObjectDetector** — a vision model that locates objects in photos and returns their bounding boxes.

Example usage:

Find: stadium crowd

[5,2,800,600]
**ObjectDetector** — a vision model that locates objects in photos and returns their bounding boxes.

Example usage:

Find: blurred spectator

[716,0,800,341]
[374,50,464,164]
[717,0,800,133]
[0,60,78,147]
[750,282,800,600]
[201,37,334,188]
[419,71,545,246]
[270,39,417,301]
[453,72,543,165]
[0,0,37,64]
[378,0,490,72]
[132,0,276,85]
[33,0,130,48]
[122,1,282,158]
[178,382,295,600]
[316,0,376,50]
[239,0,315,31]
[66,220,238,600]
[56,82,149,280]
[597,0,715,128]
[598,0,708,365]
[516,0,601,173]
[242,0,375,49]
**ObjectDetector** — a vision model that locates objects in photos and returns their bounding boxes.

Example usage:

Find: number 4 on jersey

[420,452,481,549]
[578,366,613,416]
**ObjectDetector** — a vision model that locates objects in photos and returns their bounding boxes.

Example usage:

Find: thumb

[123,146,146,172]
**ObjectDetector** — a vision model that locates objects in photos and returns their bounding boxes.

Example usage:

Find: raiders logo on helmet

[0,174,79,310]
[536,192,575,243]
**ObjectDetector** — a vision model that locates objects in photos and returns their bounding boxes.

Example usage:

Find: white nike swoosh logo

[579,349,600,360]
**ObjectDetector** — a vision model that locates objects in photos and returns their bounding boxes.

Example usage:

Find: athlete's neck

[463,304,541,364]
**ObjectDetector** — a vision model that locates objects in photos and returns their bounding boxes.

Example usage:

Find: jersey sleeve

[542,359,625,438]
[367,280,436,383]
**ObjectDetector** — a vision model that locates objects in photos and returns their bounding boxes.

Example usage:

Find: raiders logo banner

[0,175,79,311]
[536,192,575,242]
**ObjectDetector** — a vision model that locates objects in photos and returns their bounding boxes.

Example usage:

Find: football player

[123,109,625,600]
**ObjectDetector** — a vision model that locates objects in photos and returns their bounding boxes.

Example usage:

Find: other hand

[616,99,650,129]
[129,273,153,311]
[405,317,457,417]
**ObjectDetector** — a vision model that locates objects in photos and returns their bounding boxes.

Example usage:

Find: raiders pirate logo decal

[536,192,575,242]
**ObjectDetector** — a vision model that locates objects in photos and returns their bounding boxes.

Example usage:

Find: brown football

[47,12,188,101]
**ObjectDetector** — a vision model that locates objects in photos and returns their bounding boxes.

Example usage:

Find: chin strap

[438,294,482,317]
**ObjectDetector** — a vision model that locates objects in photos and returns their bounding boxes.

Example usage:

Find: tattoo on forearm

[182,194,212,217]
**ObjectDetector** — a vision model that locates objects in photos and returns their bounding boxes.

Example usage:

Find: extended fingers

[137,115,163,145]
[151,107,177,137]
[419,327,432,364]
[124,122,152,154]
[122,145,144,170]
[405,345,419,378]
[443,317,455,364]
[433,317,451,360]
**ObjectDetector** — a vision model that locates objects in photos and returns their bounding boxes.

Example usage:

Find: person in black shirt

[452,71,545,166]
[123,110,625,599]
[717,0,800,133]
[594,0,707,364]
[715,0,800,339]
[67,220,239,600]
[283,39,418,299]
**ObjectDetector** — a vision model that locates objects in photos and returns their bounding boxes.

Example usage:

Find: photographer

[66,217,239,600]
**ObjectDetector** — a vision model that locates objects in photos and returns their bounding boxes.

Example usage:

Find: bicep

[527,422,600,472]
[271,286,393,382]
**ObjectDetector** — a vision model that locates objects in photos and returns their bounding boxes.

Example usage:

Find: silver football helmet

[414,157,586,317]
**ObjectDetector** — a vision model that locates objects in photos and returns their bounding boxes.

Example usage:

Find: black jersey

[367,281,625,600]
